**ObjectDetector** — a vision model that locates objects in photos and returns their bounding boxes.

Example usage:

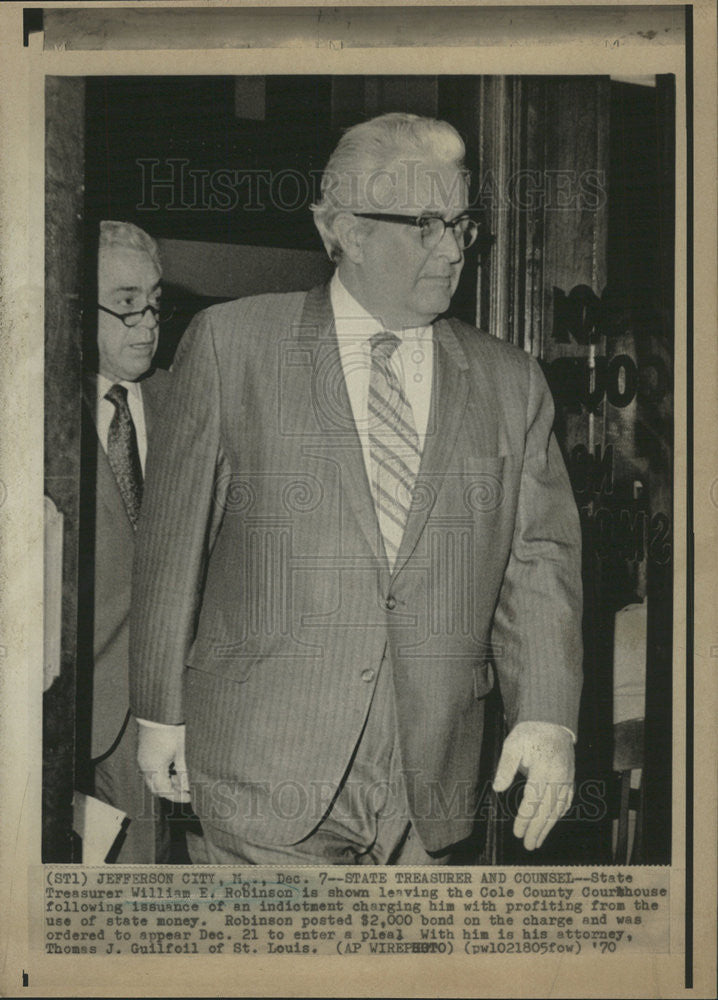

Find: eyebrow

[109,281,161,295]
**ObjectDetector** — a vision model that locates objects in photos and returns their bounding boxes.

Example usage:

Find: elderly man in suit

[130,113,582,865]
[81,220,171,863]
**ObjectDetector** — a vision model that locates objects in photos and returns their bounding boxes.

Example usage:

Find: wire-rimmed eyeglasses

[351,212,480,251]
[98,302,175,328]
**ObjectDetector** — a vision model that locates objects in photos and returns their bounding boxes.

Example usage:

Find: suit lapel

[139,367,164,435]
[297,285,389,571]
[392,317,470,578]
[295,291,476,581]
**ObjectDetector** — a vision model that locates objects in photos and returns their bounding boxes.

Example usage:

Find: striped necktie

[368,332,421,568]
[105,383,143,528]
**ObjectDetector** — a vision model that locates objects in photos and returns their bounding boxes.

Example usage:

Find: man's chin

[418,290,453,320]
[123,362,154,381]
[125,349,156,377]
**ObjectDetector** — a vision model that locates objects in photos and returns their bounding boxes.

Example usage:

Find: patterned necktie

[368,332,421,568]
[105,383,143,528]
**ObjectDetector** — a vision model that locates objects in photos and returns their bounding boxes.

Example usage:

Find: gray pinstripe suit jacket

[129,283,583,852]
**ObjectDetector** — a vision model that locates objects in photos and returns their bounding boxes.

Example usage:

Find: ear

[332,212,369,265]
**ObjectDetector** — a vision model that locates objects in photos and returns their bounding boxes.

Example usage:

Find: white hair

[99,220,161,272]
[311,112,469,262]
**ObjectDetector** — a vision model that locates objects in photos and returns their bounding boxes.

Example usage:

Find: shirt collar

[330,272,432,345]
[95,372,143,404]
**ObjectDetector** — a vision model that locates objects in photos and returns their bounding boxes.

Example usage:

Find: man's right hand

[136,721,191,803]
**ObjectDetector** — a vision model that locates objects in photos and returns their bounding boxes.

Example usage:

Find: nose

[138,304,159,329]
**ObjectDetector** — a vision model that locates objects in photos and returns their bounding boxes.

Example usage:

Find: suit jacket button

[385,595,397,610]
[361,668,375,683]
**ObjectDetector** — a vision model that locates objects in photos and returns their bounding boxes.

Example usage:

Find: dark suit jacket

[130,284,583,852]
[83,367,171,759]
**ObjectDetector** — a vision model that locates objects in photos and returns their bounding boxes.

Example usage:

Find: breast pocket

[461,456,513,516]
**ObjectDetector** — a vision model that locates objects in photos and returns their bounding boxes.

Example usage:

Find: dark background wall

[83,76,490,366]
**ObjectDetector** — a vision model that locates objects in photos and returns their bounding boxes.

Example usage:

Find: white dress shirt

[95,374,148,472]
[330,272,433,482]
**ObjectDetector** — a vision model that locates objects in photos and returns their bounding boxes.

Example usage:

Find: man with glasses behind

[131,113,583,866]
[80,220,172,862]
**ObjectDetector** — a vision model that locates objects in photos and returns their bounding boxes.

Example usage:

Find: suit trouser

[94,716,171,864]
[187,656,452,866]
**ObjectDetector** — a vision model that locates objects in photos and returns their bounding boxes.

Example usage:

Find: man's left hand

[492,721,575,851]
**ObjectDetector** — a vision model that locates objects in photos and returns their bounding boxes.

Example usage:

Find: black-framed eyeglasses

[98,302,175,328]
[351,212,480,251]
